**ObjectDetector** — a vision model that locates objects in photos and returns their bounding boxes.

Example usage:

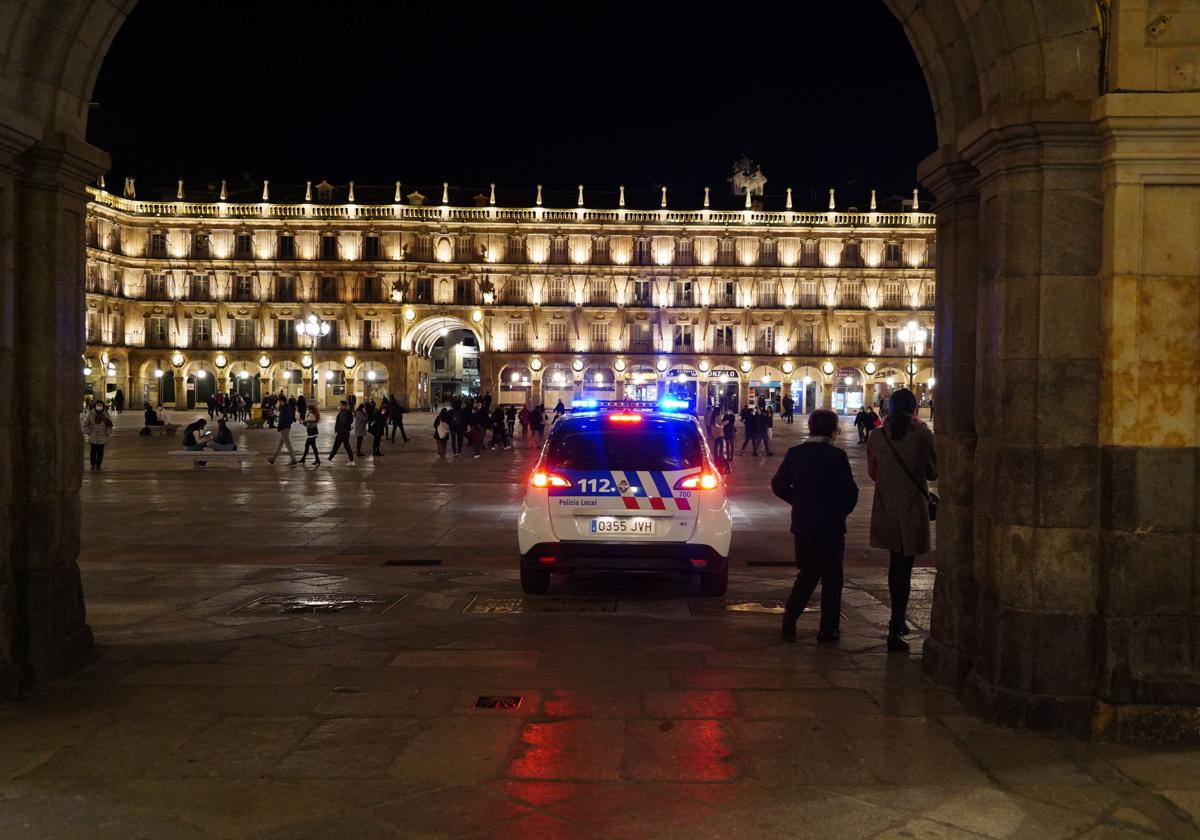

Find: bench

[141,424,179,436]
[168,450,255,467]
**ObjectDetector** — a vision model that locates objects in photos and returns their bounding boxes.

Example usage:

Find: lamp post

[296,314,330,400]
[896,319,927,390]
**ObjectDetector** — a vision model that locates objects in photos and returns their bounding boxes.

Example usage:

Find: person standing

[781,393,794,424]
[296,393,307,425]
[866,388,938,653]
[368,404,386,456]
[505,404,517,440]
[553,399,565,419]
[854,408,870,443]
[771,409,859,643]
[434,408,451,458]
[328,400,356,465]
[761,407,775,456]
[299,405,321,465]
[530,403,546,445]
[268,397,298,465]
[113,388,125,415]
[353,403,368,456]
[82,401,113,471]
[518,404,530,439]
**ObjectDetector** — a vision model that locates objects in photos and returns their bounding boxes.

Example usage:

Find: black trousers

[888,552,915,634]
[301,437,320,462]
[784,533,845,634]
[89,443,105,468]
[450,429,464,454]
[329,432,354,461]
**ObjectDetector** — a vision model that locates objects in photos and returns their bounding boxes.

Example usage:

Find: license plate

[590,517,657,535]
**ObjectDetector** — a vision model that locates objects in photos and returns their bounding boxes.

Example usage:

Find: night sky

[87,0,935,210]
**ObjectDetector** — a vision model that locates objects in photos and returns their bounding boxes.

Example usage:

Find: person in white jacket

[82,401,113,471]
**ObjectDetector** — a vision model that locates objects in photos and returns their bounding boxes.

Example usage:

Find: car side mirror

[716,459,731,476]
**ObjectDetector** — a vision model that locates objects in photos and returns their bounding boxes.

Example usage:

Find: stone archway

[2,0,1200,742]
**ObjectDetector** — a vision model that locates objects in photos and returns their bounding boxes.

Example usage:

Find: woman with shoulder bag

[434,408,450,458]
[866,388,938,653]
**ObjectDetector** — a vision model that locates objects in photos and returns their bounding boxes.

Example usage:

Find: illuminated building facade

[83,179,936,413]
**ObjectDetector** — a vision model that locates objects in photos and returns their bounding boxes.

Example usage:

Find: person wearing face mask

[82,401,113,471]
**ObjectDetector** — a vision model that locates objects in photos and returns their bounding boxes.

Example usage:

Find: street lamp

[296,314,330,399]
[897,319,927,389]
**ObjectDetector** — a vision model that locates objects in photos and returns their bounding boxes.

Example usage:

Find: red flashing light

[689,558,708,568]
[608,413,643,423]
[531,471,571,488]
[538,556,557,565]
[675,472,721,490]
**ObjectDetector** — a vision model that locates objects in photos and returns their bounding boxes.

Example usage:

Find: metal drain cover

[463,596,617,614]
[232,594,406,615]
[474,695,524,710]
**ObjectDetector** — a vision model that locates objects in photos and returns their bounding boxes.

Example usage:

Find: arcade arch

[4,0,1198,743]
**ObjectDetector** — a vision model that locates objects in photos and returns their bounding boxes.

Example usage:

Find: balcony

[146,336,171,349]
[839,342,866,355]
[627,340,653,353]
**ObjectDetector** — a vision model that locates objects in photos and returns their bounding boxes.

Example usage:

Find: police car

[517,399,733,595]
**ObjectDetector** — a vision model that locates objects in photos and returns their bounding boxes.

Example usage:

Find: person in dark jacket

[267,397,298,465]
[368,404,386,456]
[328,400,356,465]
[770,408,859,643]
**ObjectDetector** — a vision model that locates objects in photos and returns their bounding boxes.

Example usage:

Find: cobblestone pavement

[2,412,1197,837]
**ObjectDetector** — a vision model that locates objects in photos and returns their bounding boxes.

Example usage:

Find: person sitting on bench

[182,419,212,451]
[208,418,237,451]
[144,404,164,428]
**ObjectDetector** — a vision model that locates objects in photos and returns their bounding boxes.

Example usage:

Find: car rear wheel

[699,568,728,597]
[520,566,551,595]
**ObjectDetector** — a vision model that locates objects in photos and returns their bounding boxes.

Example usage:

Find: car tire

[700,567,728,597]
[520,566,551,595]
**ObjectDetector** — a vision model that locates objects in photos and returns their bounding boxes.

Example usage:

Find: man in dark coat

[770,409,859,643]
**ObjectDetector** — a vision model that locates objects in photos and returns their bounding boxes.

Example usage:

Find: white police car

[517,400,733,595]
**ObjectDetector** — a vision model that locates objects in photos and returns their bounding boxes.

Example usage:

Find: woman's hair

[887,388,917,440]
[309,405,320,421]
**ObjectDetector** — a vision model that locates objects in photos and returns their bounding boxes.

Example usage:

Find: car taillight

[531,471,571,488]
[675,472,721,490]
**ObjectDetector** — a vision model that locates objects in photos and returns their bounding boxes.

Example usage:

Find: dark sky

[87,0,935,210]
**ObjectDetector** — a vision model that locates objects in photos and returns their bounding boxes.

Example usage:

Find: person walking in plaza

[518,404,530,438]
[553,399,565,419]
[717,411,736,466]
[530,403,546,444]
[389,395,410,443]
[448,399,466,457]
[782,393,794,424]
[353,403,368,456]
[468,409,485,459]
[113,388,125,415]
[328,400,356,465]
[854,407,870,443]
[268,397,298,465]
[299,404,321,465]
[867,387,938,653]
[296,393,307,424]
[762,406,775,455]
[771,408,859,643]
[433,408,451,458]
[505,404,517,440]
[739,405,755,454]
[82,400,113,471]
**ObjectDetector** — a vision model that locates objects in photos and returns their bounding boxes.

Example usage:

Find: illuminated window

[235,233,253,259]
[590,278,610,304]
[674,280,695,307]
[631,279,652,306]
[590,321,610,350]
[277,234,296,260]
[147,316,169,348]
[148,231,167,258]
[191,317,213,348]
[713,325,735,352]
[548,276,570,305]
[189,275,211,300]
[883,281,903,308]
[320,235,338,260]
[755,325,775,354]
[276,275,296,302]
[548,321,568,349]
[192,233,210,259]
[840,324,862,354]
[756,280,778,308]
[233,276,254,301]
[508,320,527,350]
[672,324,694,349]
[146,274,168,301]
[234,318,254,348]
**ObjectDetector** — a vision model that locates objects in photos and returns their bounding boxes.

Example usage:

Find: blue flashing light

[571,399,599,410]
[658,398,691,412]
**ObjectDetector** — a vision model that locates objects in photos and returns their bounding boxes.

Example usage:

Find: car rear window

[544,423,704,471]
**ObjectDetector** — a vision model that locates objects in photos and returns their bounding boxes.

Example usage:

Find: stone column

[1092,93,1200,740]
[954,103,1106,736]
[5,133,106,693]
[918,147,981,693]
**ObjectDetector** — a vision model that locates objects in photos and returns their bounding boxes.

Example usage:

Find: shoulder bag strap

[879,427,930,501]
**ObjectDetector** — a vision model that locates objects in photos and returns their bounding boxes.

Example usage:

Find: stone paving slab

[2,562,1200,837]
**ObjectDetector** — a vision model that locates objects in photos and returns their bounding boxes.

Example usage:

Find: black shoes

[887,634,910,653]
[817,630,840,643]
[780,617,797,644]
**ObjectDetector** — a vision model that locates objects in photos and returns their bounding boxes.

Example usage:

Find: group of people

[770,388,937,652]
[265,392,410,466]
[701,402,776,461]
[205,391,251,422]
[433,394,522,459]
[852,406,883,442]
